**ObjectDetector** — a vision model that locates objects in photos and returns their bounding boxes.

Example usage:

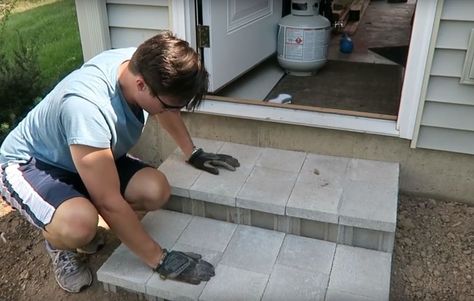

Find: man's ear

[136,77,146,92]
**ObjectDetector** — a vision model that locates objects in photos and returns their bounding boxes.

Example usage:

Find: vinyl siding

[416,0,474,155]
[106,0,170,49]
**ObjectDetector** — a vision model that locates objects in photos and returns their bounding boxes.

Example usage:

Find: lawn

[1,0,83,94]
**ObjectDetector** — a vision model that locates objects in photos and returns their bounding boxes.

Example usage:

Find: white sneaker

[45,241,92,293]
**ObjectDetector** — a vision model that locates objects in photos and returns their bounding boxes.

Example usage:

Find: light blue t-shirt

[0,48,147,172]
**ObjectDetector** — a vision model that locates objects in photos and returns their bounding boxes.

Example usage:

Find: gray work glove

[187,148,240,175]
[155,249,215,285]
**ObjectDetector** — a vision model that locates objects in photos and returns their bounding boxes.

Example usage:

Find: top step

[159,138,399,238]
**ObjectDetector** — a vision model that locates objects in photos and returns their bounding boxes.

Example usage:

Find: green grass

[1,0,83,94]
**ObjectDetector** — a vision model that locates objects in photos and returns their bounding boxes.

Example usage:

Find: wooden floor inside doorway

[264,0,416,117]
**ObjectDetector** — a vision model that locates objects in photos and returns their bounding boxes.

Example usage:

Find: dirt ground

[0,194,473,301]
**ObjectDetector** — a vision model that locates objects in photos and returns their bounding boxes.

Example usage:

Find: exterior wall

[107,0,169,48]
[132,113,474,206]
[75,0,170,61]
[414,0,474,154]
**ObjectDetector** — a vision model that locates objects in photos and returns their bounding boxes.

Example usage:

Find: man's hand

[155,249,215,285]
[187,148,240,175]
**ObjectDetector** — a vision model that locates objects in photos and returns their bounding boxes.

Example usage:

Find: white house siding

[415,0,474,154]
[75,0,170,61]
[107,0,170,49]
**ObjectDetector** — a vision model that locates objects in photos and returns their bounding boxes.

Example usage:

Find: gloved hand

[187,148,240,175]
[155,249,215,285]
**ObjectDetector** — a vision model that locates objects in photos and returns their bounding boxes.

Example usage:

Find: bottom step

[98,210,392,301]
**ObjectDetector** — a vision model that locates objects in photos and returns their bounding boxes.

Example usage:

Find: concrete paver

[199,265,269,301]
[328,244,392,301]
[255,147,306,173]
[261,265,328,301]
[219,225,285,275]
[339,180,398,232]
[287,170,343,224]
[237,167,297,215]
[141,210,192,248]
[97,245,153,294]
[98,210,392,301]
[276,234,336,275]
[175,216,237,252]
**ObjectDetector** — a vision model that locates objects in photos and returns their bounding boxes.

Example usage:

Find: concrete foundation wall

[132,113,474,205]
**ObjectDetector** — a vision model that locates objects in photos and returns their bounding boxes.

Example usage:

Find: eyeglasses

[156,94,188,111]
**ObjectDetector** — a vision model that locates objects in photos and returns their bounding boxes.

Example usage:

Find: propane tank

[277,0,331,76]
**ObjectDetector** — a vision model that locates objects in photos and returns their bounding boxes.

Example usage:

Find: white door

[199,0,283,92]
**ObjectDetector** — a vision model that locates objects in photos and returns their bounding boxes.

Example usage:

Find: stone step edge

[165,195,395,253]
[159,138,399,236]
[98,209,392,301]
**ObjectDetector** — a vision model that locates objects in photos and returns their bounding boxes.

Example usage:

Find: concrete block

[182,198,193,215]
[250,209,276,231]
[204,202,229,222]
[328,245,392,301]
[261,265,328,301]
[237,208,251,225]
[102,282,117,293]
[189,166,251,207]
[198,265,268,301]
[158,153,201,198]
[175,216,237,252]
[326,290,377,301]
[165,195,186,213]
[300,219,338,242]
[237,167,297,215]
[276,235,336,275]
[347,158,399,186]
[220,225,285,275]
[226,207,239,224]
[218,142,263,169]
[337,225,354,246]
[301,153,349,182]
[97,245,153,294]
[381,231,395,253]
[339,180,398,232]
[287,172,343,224]
[141,210,192,249]
[275,215,290,233]
[290,217,301,236]
[145,244,220,301]
[191,199,205,217]
[353,227,385,251]
[255,148,306,173]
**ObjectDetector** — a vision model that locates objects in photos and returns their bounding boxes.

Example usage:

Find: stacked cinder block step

[97,138,399,300]
[159,138,399,253]
[98,210,392,301]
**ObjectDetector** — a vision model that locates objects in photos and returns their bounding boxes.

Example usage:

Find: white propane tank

[277,0,331,76]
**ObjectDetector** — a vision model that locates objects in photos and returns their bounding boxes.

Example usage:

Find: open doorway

[210,0,417,121]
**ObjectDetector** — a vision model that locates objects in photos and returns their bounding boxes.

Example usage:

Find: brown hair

[129,31,208,110]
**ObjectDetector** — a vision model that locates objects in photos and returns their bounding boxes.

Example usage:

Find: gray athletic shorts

[0,155,150,230]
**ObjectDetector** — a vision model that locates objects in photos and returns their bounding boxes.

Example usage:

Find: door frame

[170,0,441,140]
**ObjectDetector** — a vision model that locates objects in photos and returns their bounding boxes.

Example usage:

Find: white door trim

[397,0,441,139]
[170,0,197,49]
[171,0,440,140]
[195,99,399,136]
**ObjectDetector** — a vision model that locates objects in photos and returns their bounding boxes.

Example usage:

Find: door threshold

[194,95,400,137]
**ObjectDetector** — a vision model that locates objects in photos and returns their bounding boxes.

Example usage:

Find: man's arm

[70,144,162,268]
[154,111,194,159]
